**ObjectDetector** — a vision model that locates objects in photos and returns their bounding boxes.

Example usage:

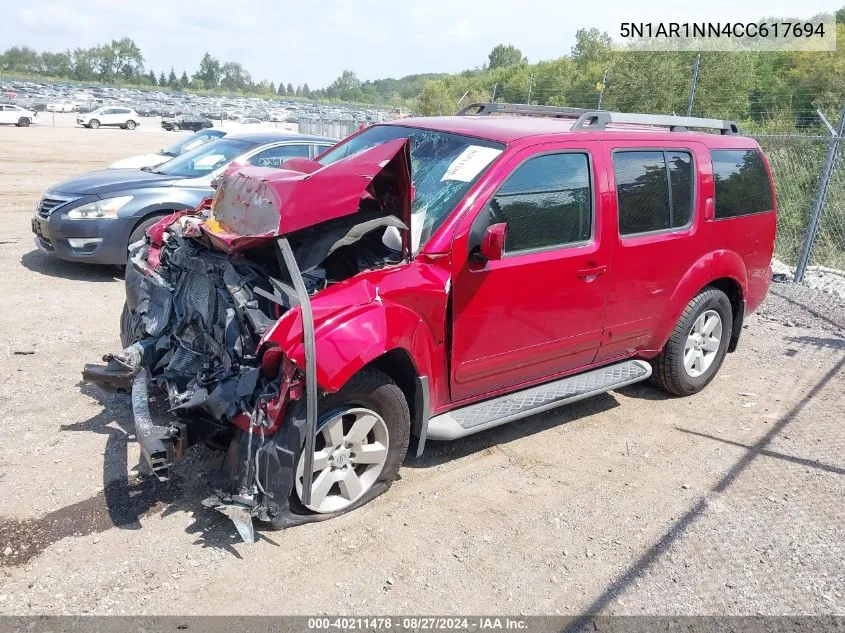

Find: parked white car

[46,102,76,113]
[77,107,140,130]
[109,129,226,169]
[0,104,37,127]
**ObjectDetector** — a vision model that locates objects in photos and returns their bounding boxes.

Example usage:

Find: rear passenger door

[596,141,709,362]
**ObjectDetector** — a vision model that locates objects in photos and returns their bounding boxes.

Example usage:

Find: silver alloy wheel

[295,407,390,514]
[683,309,722,378]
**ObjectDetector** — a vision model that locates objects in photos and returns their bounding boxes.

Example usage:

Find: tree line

[1,7,843,124]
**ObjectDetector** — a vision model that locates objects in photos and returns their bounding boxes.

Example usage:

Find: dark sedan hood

[51,169,180,196]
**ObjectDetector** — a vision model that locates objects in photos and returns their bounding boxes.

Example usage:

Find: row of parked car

[2,79,394,125]
[38,102,778,542]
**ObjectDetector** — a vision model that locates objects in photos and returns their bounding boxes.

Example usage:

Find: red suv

[84,103,777,541]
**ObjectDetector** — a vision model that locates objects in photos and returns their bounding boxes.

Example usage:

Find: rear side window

[614,150,694,236]
[491,152,592,254]
[711,150,773,218]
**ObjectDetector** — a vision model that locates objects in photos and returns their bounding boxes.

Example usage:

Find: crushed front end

[82,139,412,542]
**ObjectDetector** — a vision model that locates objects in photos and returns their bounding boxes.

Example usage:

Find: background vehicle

[161,115,214,132]
[32,132,334,265]
[76,107,139,130]
[108,129,226,169]
[0,104,37,126]
[83,104,777,540]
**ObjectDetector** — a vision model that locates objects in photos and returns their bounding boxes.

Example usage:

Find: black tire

[651,287,733,396]
[89,119,100,129]
[127,214,167,257]
[265,367,411,529]
[171,123,180,132]
[17,117,30,127]
[125,120,137,130]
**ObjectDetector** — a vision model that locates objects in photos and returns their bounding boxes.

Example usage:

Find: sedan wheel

[294,407,390,514]
[683,309,723,378]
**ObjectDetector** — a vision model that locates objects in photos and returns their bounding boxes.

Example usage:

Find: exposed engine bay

[82,138,413,541]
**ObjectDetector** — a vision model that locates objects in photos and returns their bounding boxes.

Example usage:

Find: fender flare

[651,250,747,350]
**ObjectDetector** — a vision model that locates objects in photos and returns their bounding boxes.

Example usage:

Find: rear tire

[89,119,100,129]
[651,287,732,396]
[265,367,410,528]
[17,117,30,127]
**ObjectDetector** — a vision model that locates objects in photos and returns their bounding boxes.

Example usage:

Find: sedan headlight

[66,196,134,220]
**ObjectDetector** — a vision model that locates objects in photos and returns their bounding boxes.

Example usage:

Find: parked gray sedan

[31,132,334,265]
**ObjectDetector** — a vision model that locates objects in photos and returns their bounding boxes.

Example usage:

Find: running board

[428,360,651,440]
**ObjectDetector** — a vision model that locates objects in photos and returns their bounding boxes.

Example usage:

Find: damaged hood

[51,168,179,196]
[203,138,412,253]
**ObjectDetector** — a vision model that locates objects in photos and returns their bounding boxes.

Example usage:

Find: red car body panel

[213,121,776,418]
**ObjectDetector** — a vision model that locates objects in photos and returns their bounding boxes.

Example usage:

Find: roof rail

[572,111,740,136]
[456,102,591,119]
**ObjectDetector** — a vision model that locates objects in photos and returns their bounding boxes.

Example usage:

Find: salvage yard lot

[0,123,843,615]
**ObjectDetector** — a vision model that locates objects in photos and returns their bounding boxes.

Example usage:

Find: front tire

[125,120,137,130]
[171,123,180,132]
[651,287,732,396]
[268,367,410,527]
[89,119,100,129]
[17,117,30,127]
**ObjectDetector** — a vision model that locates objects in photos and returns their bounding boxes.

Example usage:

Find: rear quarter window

[711,149,773,218]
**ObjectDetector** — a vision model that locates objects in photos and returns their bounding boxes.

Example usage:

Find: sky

[2,0,840,87]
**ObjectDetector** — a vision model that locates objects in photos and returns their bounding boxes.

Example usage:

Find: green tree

[194,52,221,88]
[112,37,143,81]
[220,61,251,91]
[325,70,361,101]
[302,83,311,98]
[286,82,294,95]
[167,67,178,88]
[277,82,286,95]
[147,69,157,85]
[158,71,167,86]
[179,70,189,89]
[0,46,41,73]
[418,80,453,115]
[487,44,526,70]
[40,51,72,76]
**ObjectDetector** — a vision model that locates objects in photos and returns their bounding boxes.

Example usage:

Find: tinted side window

[711,150,773,218]
[614,150,694,235]
[491,153,591,253]
[248,144,311,168]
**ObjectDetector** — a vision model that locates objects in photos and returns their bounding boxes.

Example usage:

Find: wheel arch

[652,250,748,352]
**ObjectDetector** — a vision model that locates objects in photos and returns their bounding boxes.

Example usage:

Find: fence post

[794,102,845,282]
[597,70,608,109]
[686,53,700,116]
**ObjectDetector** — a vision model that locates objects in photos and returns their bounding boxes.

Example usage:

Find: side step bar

[427,360,651,440]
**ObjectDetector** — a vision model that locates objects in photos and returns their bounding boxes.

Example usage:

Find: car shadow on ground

[20,249,122,282]
[0,383,253,569]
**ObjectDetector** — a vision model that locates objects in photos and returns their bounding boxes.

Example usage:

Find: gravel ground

[0,123,843,616]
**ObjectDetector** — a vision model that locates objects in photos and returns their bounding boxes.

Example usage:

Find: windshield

[318,125,504,248]
[154,138,253,179]
[161,130,225,157]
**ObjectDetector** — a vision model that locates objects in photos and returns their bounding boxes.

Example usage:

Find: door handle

[577,265,607,281]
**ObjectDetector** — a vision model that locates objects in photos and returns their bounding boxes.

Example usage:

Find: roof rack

[572,111,740,136]
[456,102,590,119]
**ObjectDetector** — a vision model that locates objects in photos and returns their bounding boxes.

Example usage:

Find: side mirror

[479,223,507,261]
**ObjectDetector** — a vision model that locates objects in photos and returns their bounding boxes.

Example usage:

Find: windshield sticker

[441,146,502,182]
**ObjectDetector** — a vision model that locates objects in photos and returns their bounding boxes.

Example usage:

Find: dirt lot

[0,122,843,616]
